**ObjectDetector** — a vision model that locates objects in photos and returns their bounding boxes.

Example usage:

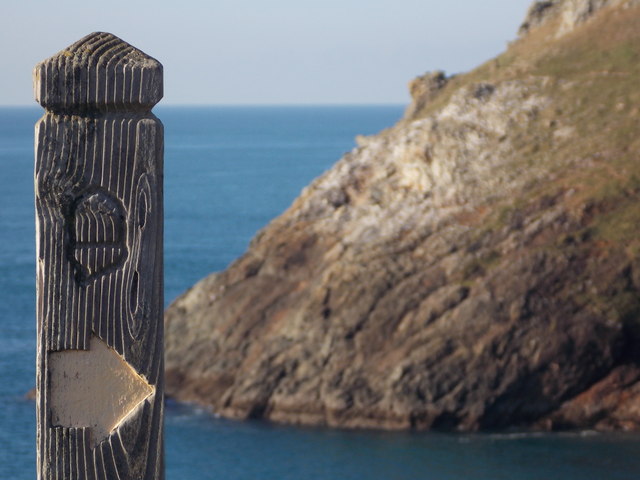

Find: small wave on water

[165,398,221,423]
[482,429,600,441]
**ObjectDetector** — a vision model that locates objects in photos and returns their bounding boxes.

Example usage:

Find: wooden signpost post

[34,32,164,480]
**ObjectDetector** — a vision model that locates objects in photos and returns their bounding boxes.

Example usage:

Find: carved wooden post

[34,32,164,480]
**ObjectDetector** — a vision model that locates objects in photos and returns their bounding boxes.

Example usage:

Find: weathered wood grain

[35,32,164,480]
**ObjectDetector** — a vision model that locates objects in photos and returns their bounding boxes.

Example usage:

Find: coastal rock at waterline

[165,0,640,431]
[540,365,640,430]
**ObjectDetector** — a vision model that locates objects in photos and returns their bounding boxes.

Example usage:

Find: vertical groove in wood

[35,32,164,480]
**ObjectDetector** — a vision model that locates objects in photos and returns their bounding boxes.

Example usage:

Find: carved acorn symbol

[69,189,127,284]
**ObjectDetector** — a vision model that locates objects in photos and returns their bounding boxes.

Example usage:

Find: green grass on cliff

[518,5,640,332]
[425,4,640,328]
[473,4,638,246]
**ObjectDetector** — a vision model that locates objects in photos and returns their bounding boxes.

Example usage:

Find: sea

[2,105,640,479]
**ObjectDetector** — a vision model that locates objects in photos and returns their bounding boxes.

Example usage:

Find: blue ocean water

[2,105,640,479]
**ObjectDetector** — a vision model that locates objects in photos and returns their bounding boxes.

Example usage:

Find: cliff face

[165,0,640,431]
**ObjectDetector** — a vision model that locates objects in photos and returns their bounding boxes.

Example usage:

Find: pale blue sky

[2,0,533,106]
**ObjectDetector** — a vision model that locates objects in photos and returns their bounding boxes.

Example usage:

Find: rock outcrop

[404,71,449,119]
[165,0,640,431]
[518,0,640,37]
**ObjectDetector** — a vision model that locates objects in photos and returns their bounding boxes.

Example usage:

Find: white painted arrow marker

[49,335,154,448]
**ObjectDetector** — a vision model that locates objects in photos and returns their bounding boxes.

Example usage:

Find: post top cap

[34,32,163,113]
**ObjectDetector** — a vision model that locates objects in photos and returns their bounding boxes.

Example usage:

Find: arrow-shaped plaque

[49,335,154,447]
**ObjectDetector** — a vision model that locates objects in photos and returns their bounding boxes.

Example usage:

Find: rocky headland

[165,0,640,431]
